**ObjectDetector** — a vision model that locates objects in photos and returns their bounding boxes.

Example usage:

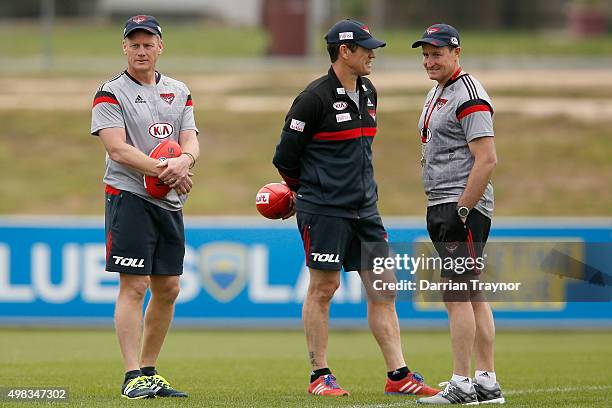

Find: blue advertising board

[0,217,610,327]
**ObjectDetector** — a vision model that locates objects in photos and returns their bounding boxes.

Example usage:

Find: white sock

[451,374,472,392]
[475,370,497,387]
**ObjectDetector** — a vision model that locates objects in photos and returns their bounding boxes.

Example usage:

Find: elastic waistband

[297,200,378,219]
[105,184,121,195]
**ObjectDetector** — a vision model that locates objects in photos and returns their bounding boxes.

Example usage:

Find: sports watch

[457,206,470,218]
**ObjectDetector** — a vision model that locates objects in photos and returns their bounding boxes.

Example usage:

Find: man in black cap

[273,19,439,397]
[91,14,199,399]
[410,24,504,405]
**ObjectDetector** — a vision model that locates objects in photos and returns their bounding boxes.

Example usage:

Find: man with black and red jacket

[273,19,439,398]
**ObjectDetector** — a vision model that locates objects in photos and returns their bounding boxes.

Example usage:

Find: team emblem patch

[339,32,354,40]
[132,15,148,24]
[199,243,249,303]
[368,109,376,121]
[445,241,460,254]
[436,98,448,110]
[426,26,440,35]
[160,93,175,104]
[333,101,348,111]
[361,25,370,33]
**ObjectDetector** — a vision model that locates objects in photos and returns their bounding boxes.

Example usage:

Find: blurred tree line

[339,0,609,31]
[1,0,609,36]
[0,0,97,17]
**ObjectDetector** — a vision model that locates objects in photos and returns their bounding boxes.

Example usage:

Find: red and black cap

[412,23,460,48]
[325,19,386,50]
[123,15,162,38]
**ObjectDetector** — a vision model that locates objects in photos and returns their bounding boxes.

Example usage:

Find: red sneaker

[385,372,440,396]
[308,374,350,396]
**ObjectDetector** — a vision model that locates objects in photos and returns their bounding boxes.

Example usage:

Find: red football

[256,182,293,219]
[144,140,182,199]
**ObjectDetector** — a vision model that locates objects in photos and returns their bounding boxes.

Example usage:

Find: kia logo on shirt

[148,122,174,139]
[333,101,348,111]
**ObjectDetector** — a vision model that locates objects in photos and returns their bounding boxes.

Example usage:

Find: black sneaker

[474,381,505,404]
[417,380,479,405]
[148,374,188,397]
[121,375,155,399]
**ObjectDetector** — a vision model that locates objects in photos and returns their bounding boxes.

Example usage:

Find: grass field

[2,107,611,216]
[0,329,611,407]
[2,21,612,58]
[1,33,611,217]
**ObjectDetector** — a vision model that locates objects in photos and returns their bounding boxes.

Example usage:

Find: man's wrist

[457,205,470,219]
[181,152,196,169]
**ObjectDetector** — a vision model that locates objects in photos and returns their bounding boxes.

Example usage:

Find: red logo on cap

[361,25,370,33]
[426,26,441,35]
[132,15,148,24]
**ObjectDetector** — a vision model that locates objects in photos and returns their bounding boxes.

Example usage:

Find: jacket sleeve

[272,90,321,190]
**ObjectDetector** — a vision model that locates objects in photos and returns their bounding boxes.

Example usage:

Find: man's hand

[157,155,192,186]
[173,175,194,195]
[281,191,297,220]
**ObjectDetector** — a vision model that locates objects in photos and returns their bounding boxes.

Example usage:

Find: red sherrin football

[144,140,182,199]
[255,182,292,219]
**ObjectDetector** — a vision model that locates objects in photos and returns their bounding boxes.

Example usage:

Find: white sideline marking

[348,384,612,408]
[504,384,612,396]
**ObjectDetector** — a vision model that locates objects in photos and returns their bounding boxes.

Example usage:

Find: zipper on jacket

[359,105,366,208]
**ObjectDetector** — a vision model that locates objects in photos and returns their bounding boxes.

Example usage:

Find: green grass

[0,329,610,407]
[379,29,612,57]
[1,21,612,58]
[0,21,267,57]
[2,108,610,216]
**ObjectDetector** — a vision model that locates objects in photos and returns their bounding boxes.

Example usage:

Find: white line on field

[504,384,612,396]
[348,384,612,408]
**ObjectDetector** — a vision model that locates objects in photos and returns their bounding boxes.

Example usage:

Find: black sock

[387,366,410,381]
[310,368,332,383]
[124,369,142,383]
[140,366,157,376]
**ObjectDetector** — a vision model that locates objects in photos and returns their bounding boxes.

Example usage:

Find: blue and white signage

[0,217,610,327]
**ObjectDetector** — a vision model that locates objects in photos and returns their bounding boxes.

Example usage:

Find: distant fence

[0,216,610,328]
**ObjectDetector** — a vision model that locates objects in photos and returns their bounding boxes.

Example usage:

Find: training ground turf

[0,329,610,407]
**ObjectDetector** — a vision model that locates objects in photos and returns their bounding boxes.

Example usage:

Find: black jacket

[273,66,380,218]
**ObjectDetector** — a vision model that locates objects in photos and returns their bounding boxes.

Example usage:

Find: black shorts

[426,202,491,278]
[297,212,388,272]
[105,188,185,276]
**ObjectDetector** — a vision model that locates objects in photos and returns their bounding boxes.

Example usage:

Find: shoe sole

[308,392,350,397]
[121,394,155,400]
[385,391,439,396]
[479,397,505,404]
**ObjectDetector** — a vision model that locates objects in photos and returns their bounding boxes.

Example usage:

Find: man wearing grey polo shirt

[91,15,199,399]
[412,24,505,405]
